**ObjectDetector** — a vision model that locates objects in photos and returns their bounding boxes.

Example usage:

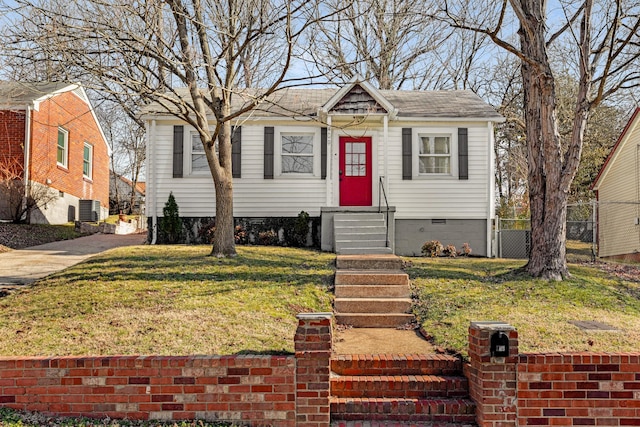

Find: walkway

[0,232,147,288]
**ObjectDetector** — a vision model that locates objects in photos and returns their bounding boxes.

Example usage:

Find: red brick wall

[518,353,640,426]
[468,322,640,427]
[29,91,109,208]
[0,110,26,179]
[0,354,296,425]
[0,315,334,427]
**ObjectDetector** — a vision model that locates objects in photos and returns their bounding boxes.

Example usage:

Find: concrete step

[335,297,412,314]
[331,374,469,399]
[335,313,415,328]
[334,230,387,240]
[335,284,410,298]
[336,239,388,249]
[330,397,476,424]
[335,270,409,286]
[336,254,403,270]
[331,354,463,377]
[334,213,386,222]
[337,247,394,255]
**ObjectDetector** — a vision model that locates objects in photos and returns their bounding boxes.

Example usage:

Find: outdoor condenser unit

[79,199,100,222]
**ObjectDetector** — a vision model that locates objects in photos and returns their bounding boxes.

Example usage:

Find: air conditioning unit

[79,200,100,222]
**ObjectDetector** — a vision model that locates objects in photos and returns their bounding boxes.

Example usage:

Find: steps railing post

[294,313,333,427]
[467,321,518,427]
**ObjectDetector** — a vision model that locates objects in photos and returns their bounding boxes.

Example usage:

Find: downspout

[23,105,32,220]
[149,119,158,244]
[326,116,333,206]
[487,121,496,257]
[383,115,389,194]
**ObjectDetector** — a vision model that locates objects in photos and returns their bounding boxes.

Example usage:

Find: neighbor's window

[281,133,314,174]
[83,142,93,179]
[419,134,451,174]
[57,128,68,168]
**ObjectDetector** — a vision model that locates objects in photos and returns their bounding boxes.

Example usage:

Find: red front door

[339,136,372,206]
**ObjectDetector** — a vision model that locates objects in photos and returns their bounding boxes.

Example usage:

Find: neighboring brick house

[109,171,145,214]
[0,82,109,224]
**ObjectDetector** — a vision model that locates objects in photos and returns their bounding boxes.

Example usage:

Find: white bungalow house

[142,78,503,256]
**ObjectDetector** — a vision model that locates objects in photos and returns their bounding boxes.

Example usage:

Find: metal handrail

[378,176,390,247]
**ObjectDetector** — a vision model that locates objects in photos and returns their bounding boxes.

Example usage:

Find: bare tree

[0,152,58,223]
[442,0,640,279]
[4,0,329,256]
[309,0,490,90]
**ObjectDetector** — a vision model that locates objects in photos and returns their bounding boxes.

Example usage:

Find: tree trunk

[210,119,237,257]
[518,1,570,280]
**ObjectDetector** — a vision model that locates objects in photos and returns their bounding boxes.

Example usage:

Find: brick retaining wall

[0,313,333,427]
[468,321,640,427]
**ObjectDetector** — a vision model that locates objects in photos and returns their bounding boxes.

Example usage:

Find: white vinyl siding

[148,121,492,221]
[595,118,640,257]
[150,124,326,217]
[386,123,490,219]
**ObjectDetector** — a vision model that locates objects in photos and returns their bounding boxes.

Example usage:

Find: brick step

[335,284,410,298]
[335,270,409,286]
[332,421,476,427]
[335,313,415,328]
[335,297,412,314]
[337,255,404,270]
[331,375,469,399]
[331,354,463,376]
[330,397,476,423]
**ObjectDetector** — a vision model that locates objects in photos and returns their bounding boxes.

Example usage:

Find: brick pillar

[467,321,518,427]
[294,312,332,427]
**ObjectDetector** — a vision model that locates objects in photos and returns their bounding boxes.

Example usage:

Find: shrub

[443,244,457,257]
[160,192,182,244]
[461,242,472,256]
[291,211,310,247]
[421,240,443,257]
[257,230,278,246]
[234,225,248,244]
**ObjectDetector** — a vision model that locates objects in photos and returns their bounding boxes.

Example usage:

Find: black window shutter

[458,128,468,180]
[321,127,327,179]
[264,127,274,179]
[232,126,242,178]
[402,128,412,180]
[173,125,184,178]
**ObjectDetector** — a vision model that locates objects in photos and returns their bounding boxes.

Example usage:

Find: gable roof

[141,86,503,122]
[0,82,83,109]
[592,108,640,191]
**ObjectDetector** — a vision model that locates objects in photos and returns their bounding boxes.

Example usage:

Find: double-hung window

[83,143,93,179]
[418,134,452,175]
[57,128,68,168]
[190,132,213,175]
[280,133,314,174]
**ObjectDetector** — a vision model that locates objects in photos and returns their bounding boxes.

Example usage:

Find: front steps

[330,354,476,426]
[334,213,393,255]
[334,255,413,328]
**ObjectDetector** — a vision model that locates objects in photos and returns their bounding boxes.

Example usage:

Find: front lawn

[0,245,334,356]
[407,257,640,356]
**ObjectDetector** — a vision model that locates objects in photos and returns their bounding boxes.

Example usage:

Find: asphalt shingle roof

[142,86,503,121]
[0,82,76,107]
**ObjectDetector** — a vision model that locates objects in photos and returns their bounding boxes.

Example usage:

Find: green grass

[406,256,640,356]
[0,245,334,356]
[0,407,237,427]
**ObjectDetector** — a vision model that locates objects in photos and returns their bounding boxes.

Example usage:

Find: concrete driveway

[0,233,147,288]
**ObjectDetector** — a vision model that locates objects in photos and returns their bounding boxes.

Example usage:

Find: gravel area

[0,223,82,253]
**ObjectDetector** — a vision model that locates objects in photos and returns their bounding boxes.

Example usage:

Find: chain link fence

[497,202,596,259]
